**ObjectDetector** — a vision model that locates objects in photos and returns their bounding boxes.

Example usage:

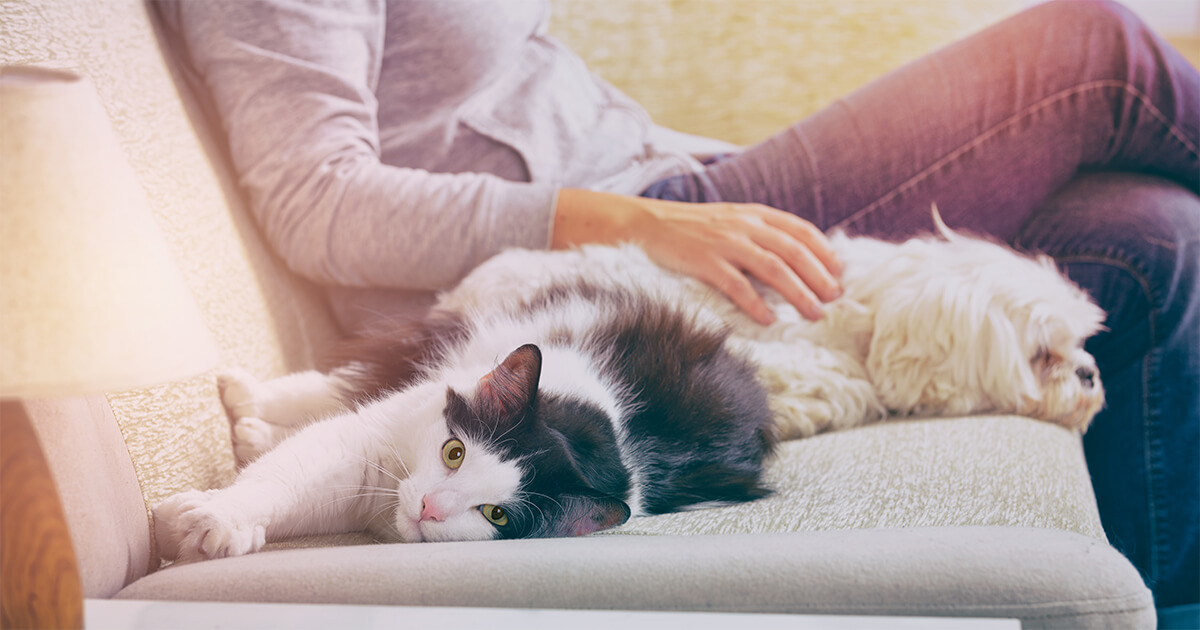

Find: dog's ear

[866,274,1038,416]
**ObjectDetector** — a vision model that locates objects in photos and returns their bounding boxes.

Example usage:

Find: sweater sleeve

[173,0,559,291]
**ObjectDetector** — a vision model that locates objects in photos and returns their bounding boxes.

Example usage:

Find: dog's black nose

[1075,366,1096,388]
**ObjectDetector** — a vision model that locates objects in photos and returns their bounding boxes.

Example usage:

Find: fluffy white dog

[439,212,1107,439]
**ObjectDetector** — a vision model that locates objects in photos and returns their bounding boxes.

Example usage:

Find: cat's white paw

[219,368,280,465]
[154,490,267,564]
[218,368,265,420]
[232,416,279,464]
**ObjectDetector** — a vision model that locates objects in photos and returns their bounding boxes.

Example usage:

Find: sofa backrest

[549,0,1022,146]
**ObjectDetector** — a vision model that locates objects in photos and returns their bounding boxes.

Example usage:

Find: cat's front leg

[155,413,387,563]
[218,367,355,464]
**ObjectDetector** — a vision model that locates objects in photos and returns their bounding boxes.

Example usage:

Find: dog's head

[864,222,1106,431]
[1004,256,1106,430]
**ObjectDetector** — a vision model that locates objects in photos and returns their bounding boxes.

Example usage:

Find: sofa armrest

[25,396,151,599]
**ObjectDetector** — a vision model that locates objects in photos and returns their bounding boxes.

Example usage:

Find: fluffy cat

[156,281,777,563]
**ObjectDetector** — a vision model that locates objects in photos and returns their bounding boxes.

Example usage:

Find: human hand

[552,188,843,324]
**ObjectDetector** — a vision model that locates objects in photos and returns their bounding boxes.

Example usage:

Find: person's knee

[1016,173,1199,343]
[1039,0,1139,30]
[1033,0,1144,69]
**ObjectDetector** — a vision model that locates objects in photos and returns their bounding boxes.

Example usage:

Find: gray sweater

[159,0,734,330]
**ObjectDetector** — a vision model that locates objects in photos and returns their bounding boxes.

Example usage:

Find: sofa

[1,0,1159,627]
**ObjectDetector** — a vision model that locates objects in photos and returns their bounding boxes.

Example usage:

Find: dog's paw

[154,490,267,564]
[232,416,280,464]
[218,368,265,420]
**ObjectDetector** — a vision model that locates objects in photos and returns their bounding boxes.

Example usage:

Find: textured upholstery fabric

[2,0,1155,625]
[609,416,1105,539]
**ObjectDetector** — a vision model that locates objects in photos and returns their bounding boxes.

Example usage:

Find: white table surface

[86,599,1020,630]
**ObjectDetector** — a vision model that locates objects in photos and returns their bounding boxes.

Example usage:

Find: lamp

[0,66,219,628]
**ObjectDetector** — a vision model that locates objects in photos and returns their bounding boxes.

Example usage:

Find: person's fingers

[728,244,826,322]
[694,258,777,326]
[755,205,844,277]
[626,197,844,323]
[746,222,842,304]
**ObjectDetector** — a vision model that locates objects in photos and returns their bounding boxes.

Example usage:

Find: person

[157,0,1198,624]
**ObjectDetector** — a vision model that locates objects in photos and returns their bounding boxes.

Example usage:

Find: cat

[155,279,777,563]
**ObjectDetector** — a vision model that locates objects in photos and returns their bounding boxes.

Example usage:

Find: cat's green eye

[480,504,508,527]
[441,438,465,469]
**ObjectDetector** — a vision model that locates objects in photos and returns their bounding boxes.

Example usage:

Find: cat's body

[156,277,776,562]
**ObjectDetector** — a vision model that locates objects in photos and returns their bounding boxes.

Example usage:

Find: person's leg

[1014,173,1199,626]
[642,0,1198,239]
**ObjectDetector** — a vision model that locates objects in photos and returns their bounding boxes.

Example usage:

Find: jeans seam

[1051,249,1165,589]
[1142,348,1165,589]
[1130,83,1200,157]
[795,125,826,230]
[838,79,1198,231]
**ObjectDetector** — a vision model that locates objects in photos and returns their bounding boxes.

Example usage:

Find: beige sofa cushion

[610,415,1104,539]
[116,413,1150,629]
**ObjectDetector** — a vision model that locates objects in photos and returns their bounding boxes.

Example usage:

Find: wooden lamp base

[1,400,83,629]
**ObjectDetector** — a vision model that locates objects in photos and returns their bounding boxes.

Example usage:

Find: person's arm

[173,0,557,292]
[171,0,841,322]
[553,189,842,325]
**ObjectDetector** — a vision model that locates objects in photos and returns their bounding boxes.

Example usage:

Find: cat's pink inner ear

[476,344,542,419]
[556,495,631,537]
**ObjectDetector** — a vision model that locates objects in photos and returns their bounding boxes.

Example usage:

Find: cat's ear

[547,493,631,538]
[475,344,542,421]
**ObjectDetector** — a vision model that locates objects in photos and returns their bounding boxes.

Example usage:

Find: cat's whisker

[511,497,544,522]
[312,484,398,514]
[347,450,407,491]
[384,440,412,478]
[488,419,522,448]
[364,498,402,526]
[523,490,561,509]
[356,425,411,482]
[362,457,404,486]
[323,484,396,498]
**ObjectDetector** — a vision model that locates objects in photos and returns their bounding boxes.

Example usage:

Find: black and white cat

[155,277,777,563]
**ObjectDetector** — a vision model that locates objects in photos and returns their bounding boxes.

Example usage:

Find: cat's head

[390,344,631,543]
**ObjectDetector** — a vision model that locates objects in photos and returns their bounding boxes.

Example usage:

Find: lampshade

[0,66,219,397]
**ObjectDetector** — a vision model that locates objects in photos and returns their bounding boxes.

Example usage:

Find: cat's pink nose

[419,495,445,522]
